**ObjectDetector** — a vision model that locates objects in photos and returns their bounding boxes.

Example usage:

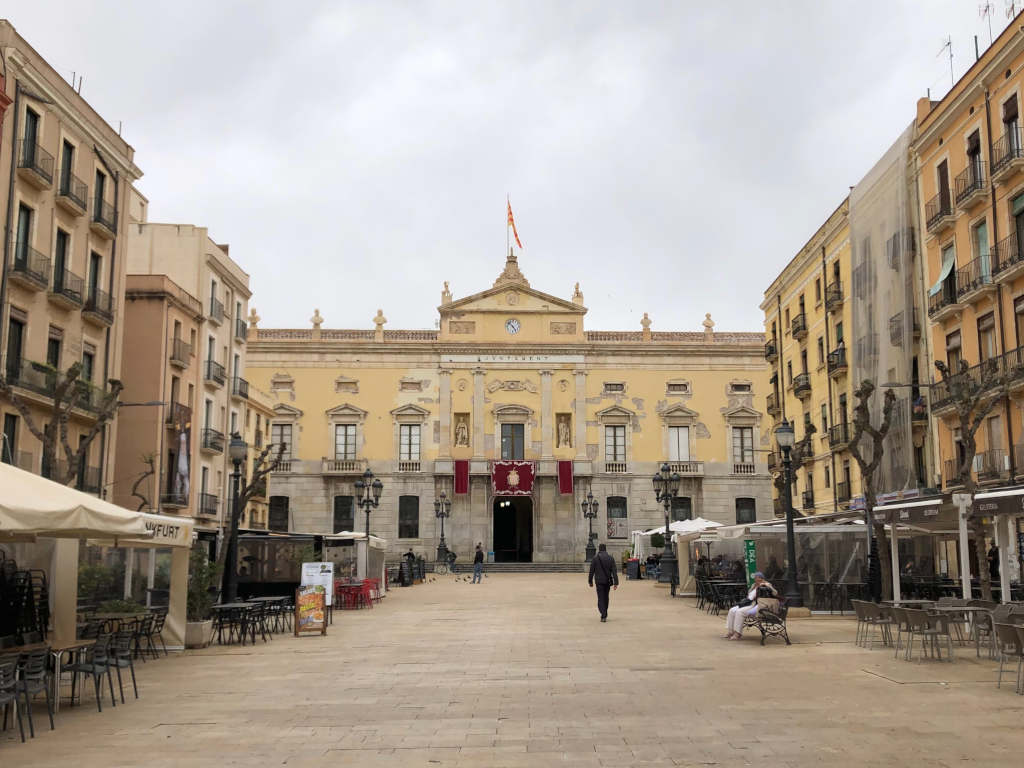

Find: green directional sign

[744,539,757,587]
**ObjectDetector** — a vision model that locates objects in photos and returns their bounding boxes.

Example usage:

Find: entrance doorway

[493,497,532,562]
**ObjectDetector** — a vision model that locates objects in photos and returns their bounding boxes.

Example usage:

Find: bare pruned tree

[847,379,896,601]
[935,358,1008,602]
[0,361,123,488]
[130,454,156,511]
[219,440,286,601]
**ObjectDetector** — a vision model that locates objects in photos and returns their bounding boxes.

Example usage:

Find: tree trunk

[972,521,993,602]
[872,522,892,601]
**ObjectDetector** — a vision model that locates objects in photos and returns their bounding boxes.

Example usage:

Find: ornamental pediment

[326,403,368,420]
[722,404,760,421]
[659,404,699,423]
[272,403,303,418]
[441,284,585,316]
[390,404,430,421]
[596,405,635,423]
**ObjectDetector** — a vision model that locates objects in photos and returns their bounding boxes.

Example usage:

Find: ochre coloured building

[244,251,773,562]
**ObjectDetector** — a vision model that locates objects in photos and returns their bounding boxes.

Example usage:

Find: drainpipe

[0,81,20,363]
[823,246,838,511]
[94,149,119,498]
[984,87,1015,478]
[777,293,785,422]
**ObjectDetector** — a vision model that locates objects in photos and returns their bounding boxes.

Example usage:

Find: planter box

[185,619,214,649]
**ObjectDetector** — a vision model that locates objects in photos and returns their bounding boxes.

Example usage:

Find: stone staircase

[464,562,585,573]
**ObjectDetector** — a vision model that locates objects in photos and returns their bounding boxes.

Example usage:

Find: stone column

[473,368,486,459]
[439,369,452,458]
[574,369,587,460]
[540,370,554,459]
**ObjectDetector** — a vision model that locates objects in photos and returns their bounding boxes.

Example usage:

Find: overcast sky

[6,1,1018,333]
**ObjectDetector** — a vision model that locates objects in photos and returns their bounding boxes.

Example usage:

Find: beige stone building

[123,188,252,546]
[0,20,142,493]
[245,252,773,562]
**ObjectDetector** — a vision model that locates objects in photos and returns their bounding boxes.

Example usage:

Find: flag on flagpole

[507,201,523,249]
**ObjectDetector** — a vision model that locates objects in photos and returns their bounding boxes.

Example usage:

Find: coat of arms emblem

[507,468,520,488]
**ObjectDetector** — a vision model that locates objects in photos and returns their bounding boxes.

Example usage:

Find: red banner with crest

[491,461,535,496]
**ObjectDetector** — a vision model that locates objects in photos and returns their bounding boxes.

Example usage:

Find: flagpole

[506,194,510,255]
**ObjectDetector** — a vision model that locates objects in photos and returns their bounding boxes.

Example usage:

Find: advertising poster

[295,585,327,636]
[744,539,757,587]
[301,561,334,606]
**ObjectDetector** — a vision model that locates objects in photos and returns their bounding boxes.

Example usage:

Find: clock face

[505,318,521,335]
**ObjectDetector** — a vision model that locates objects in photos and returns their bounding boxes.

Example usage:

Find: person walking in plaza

[588,543,619,622]
[472,543,484,583]
[723,572,778,640]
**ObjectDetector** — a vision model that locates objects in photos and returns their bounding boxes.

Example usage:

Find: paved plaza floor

[4,573,1024,766]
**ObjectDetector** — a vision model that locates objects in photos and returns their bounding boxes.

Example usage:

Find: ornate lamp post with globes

[652,463,681,591]
[434,491,452,566]
[354,467,383,578]
[581,490,599,562]
[222,432,248,602]
[774,419,803,607]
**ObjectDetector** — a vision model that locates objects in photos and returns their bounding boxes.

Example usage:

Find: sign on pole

[301,562,334,607]
[744,539,757,587]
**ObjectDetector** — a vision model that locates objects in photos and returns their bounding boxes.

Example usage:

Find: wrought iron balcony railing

[201,427,225,453]
[925,192,952,232]
[956,254,994,299]
[9,240,50,288]
[198,492,219,517]
[92,197,117,233]
[205,360,226,385]
[992,127,1024,176]
[231,377,249,399]
[17,139,54,184]
[57,170,88,211]
[790,312,807,337]
[83,288,114,324]
[825,281,843,311]
[954,161,986,205]
[51,269,84,306]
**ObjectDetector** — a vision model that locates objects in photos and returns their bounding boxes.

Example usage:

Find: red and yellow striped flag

[507,201,523,249]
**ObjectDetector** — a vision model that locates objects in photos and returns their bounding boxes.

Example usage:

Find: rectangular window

[946,330,962,370]
[605,425,626,462]
[54,229,69,284]
[814,278,821,302]
[46,334,61,369]
[603,382,625,393]
[88,251,101,301]
[94,169,106,214]
[2,414,17,465]
[607,496,628,539]
[941,243,956,298]
[501,423,525,460]
[200,466,209,495]
[81,350,95,383]
[6,317,25,381]
[978,313,996,361]
[668,426,689,461]
[23,108,39,160]
[820,404,828,433]
[824,466,831,488]
[732,426,754,464]
[672,496,692,521]
[987,414,1004,451]
[335,424,356,460]
[268,496,289,531]
[60,140,74,190]
[399,424,421,461]
[271,423,292,460]
[204,399,213,430]
[786,361,793,386]
[398,495,419,538]
[817,337,824,365]
[784,308,790,328]
[937,159,950,207]
[735,498,756,525]
[1016,296,1024,347]
[230,411,238,434]
[15,204,32,264]
[667,382,689,394]
[333,495,354,533]
[800,349,808,374]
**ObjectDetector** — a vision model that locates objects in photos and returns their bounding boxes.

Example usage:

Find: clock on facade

[505,318,521,335]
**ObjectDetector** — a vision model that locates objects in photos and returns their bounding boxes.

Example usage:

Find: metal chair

[111,630,139,703]
[145,611,168,657]
[994,623,1024,694]
[0,658,24,742]
[67,634,118,712]
[16,647,54,736]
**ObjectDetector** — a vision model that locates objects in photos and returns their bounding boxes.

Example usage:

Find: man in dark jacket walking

[472,543,484,583]
[588,543,619,622]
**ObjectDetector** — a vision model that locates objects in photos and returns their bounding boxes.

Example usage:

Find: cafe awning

[88,512,194,549]
[0,462,151,541]
[871,498,955,532]
[973,487,1024,517]
[715,508,865,539]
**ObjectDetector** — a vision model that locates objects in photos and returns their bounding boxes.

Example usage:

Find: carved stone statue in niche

[454,414,470,447]
[556,414,572,448]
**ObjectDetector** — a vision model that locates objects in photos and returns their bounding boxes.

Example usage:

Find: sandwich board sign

[301,562,334,607]
[295,585,327,636]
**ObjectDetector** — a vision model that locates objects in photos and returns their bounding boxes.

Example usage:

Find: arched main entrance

[493,496,533,562]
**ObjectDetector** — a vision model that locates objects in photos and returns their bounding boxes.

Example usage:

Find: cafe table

[1,638,95,714]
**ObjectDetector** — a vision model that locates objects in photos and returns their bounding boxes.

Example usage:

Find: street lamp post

[354,468,383,578]
[434,491,452,565]
[581,490,599,562]
[223,431,248,602]
[775,419,803,607]
[652,463,681,593]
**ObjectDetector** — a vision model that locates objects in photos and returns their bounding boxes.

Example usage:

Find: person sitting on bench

[723,572,778,640]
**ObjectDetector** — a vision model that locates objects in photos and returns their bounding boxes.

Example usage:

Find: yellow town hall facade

[244,252,773,562]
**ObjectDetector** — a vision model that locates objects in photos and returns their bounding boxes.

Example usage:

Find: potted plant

[186,548,222,649]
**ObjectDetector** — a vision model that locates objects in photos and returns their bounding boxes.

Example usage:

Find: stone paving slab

[3,573,1024,766]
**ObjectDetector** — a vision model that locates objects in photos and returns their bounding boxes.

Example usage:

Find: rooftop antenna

[938,36,954,88]
[980,2,995,45]
[1008,1,1018,20]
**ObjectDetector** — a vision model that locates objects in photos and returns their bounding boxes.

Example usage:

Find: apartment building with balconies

[762,199,863,517]
[0,21,142,493]
[916,17,1024,494]
[125,188,251,541]
[111,270,204,521]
